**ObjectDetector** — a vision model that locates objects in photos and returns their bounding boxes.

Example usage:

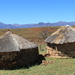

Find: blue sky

[0,0,75,24]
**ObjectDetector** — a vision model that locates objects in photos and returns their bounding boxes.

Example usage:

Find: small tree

[39,25,51,39]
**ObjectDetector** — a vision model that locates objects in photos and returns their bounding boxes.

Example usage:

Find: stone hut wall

[46,42,75,58]
[0,47,39,69]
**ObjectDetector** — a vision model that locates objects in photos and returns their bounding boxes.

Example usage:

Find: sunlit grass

[0,46,75,75]
[0,27,75,75]
[0,57,75,75]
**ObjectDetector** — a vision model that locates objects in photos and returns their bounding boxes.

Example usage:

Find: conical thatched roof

[45,26,75,44]
[0,31,38,52]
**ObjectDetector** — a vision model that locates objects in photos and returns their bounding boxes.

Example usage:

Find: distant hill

[0,21,75,29]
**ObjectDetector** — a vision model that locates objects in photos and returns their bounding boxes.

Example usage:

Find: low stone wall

[46,42,75,58]
[0,47,39,69]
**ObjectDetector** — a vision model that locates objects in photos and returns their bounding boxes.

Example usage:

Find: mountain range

[0,21,75,29]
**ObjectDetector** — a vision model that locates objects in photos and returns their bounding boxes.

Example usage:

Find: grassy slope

[0,27,57,45]
[0,26,58,38]
[0,45,75,75]
[0,57,75,75]
[0,26,75,75]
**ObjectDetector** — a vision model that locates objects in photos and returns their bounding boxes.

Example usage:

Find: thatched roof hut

[0,31,39,69]
[45,26,75,58]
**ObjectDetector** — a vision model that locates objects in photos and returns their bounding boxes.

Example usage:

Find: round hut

[45,25,75,58]
[0,31,39,69]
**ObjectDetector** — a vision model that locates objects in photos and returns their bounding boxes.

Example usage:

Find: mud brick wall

[0,47,39,69]
[46,42,75,58]
[17,47,39,68]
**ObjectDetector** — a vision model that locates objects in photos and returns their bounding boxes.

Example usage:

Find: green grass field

[0,44,75,75]
[0,27,75,75]
[0,57,75,75]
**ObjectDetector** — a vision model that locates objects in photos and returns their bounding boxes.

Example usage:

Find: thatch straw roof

[0,31,38,52]
[45,26,75,44]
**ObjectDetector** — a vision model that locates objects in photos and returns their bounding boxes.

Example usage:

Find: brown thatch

[0,31,39,69]
[45,26,75,44]
[45,26,75,58]
[0,31,38,52]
